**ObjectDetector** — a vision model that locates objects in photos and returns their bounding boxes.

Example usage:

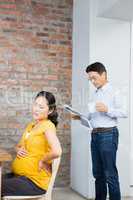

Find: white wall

[97,0,118,17]
[98,0,133,21]
[130,23,133,195]
[89,2,131,196]
[71,0,94,198]
[72,0,131,198]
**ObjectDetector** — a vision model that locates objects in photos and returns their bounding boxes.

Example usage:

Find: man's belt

[92,127,116,134]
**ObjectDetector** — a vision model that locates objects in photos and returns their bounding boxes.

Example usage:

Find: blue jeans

[91,127,121,200]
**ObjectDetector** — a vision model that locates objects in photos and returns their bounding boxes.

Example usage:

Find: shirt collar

[96,82,110,93]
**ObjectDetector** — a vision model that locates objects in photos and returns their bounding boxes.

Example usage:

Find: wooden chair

[2,157,61,200]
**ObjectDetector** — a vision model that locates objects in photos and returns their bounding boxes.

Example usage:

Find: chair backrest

[44,157,61,200]
[2,157,61,200]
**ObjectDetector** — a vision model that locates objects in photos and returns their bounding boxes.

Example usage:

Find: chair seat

[2,157,61,200]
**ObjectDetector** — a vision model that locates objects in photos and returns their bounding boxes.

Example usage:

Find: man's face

[88,71,107,88]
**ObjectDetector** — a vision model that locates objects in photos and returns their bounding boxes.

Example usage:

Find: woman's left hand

[38,160,52,173]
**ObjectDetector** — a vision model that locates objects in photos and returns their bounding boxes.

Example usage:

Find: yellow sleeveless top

[12,119,56,190]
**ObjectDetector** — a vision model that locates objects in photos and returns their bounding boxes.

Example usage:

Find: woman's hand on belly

[38,160,52,173]
[17,146,28,158]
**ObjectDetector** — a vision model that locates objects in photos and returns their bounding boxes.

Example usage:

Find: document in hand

[63,104,93,131]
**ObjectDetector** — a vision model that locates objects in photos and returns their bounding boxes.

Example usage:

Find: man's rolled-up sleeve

[106,90,128,118]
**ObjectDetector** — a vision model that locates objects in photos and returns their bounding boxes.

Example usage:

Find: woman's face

[32,96,50,121]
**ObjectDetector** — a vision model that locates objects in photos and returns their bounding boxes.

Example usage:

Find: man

[74,62,127,200]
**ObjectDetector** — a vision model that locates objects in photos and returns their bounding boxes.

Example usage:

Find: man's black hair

[86,62,107,74]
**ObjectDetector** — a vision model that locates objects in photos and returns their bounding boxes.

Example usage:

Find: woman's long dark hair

[35,91,58,127]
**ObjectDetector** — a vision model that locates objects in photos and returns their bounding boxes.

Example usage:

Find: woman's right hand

[38,160,52,173]
[16,146,28,158]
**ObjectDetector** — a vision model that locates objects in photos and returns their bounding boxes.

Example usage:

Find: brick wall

[0,0,72,187]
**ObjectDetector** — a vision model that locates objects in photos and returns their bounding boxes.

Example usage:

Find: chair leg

[0,163,2,199]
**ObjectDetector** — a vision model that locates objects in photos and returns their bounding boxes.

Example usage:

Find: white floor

[53,188,132,200]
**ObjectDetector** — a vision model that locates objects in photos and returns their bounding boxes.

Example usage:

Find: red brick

[46,75,58,81]
[0,4,17,9]
[50,34,65,40]
[0,0,73,188]
[0,10,20,16]
[36,32,49,37]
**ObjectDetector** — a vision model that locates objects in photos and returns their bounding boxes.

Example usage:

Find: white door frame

[130,22,133,196]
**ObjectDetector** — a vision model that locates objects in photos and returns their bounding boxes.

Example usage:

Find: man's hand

[38,160,52,173]
[96,102,108,112]
[71,114,81,120]
[16,147,28,158]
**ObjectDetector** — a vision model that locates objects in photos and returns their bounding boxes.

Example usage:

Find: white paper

[63,104,82,116]
[63,104,93,131]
